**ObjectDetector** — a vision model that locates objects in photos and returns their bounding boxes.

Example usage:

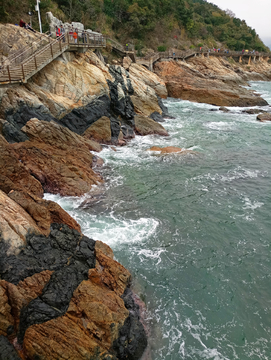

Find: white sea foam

[204,121,237,131]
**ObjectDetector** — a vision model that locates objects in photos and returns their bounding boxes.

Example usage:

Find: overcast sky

[210,0,271,47]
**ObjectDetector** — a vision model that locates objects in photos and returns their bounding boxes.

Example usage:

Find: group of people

[19,19,36,33]
[55,25,88,44]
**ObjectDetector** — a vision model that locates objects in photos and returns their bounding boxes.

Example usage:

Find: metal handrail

[2,32,51,67]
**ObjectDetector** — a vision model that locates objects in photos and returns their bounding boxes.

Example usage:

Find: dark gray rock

[113,287,148,360]
[219,106,230,112]
[0,336,21,360]
[58,95,111,135]
[149,111,165,122]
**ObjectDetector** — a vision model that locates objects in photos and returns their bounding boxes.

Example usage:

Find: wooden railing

[0,31,106,84]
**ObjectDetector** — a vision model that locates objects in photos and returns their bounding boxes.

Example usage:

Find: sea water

[45,81,271,359]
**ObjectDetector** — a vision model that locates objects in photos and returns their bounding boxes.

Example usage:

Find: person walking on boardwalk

[69,25,74,42]
[55,26,60,40]
[73,29,78,44]
[60,25,65,42]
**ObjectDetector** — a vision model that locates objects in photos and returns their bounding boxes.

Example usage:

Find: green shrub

[157,45,167,52]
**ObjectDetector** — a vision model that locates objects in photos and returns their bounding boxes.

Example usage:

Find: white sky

[210,0,271,46]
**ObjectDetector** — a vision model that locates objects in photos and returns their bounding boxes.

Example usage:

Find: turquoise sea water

[46,81,271,359]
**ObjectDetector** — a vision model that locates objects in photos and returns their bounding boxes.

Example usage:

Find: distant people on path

[73,29,78,44]
[82,30,87,44]
[69,25,74,42]
[126,43,128,51]
[55,26,60,40]
[60,25,65,42]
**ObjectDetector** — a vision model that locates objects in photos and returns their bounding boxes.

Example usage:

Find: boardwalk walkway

[0,32,106,85]
[137,49,270,71]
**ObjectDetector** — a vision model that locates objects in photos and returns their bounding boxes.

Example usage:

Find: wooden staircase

[0,32,106,85]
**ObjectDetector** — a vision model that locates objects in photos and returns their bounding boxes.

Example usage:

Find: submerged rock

[257,113,271,121]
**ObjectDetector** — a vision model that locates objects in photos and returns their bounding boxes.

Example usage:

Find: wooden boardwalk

[0,32,106,85]
[137,49,270,71]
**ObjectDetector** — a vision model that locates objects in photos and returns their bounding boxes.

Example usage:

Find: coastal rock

[129,63,168,99]
[147,146,197,155]
[0,138,43,197]
[219,106,230,112]
[0,224,147,360]
[256,113,271,121]
[134,115,169,136]
[0,190,41,255]
[8,190,81,236]
[83,116,114,144]
[155,60,268,107]
[10,119,103,196]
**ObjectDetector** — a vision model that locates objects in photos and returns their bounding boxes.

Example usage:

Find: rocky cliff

[0,23,271,359]
[154,56,271,107]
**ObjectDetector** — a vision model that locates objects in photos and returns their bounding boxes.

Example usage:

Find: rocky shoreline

[0,24,271,359]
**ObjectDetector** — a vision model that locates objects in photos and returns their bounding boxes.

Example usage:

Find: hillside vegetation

[0,0,269,53]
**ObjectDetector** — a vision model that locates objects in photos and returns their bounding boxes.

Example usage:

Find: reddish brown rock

[8,190,81,235]
[147,146,197,155]
[0,190,42,255]
[0,138,43,197]
[10,119,103,197]
[21,242,132,360]
[83,116,112,144]
[134,115,168,137]
[257,113,271,121]
[155,60,268,107]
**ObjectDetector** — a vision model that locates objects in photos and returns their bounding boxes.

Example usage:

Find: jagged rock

[154,60,268,107]
[0,336,21,360]
[242,109,264,114]
[8,190,81,236]
[257,113,271,121]
[123,56,133,70]
[0,225,147,359]
[83,116,112,144]
[0,190,41,256]
[0,138,43,197]
[134,115,168,136]
[10,119,103,196]
[149,111,165,122]
[129,63,168,99]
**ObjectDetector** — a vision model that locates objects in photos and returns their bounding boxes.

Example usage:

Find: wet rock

[0,336,21,360]
[113,288,148,360]
[148,146,183,153]
[242,108,263,114]
[257,113,271,121]
[134,115,168,136]
[219,106,230,112]
[8,190,81,236]
[149,111,165,122]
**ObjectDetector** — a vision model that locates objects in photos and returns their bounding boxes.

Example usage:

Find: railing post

[21,64,25,80]
[50,43,53,58]
[7,65,11,83]
[34,55,37,69]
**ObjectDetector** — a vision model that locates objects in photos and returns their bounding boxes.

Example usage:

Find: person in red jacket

[19,19,26,28]
[55,26,60,40]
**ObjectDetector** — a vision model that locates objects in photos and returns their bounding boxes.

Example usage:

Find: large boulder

[257,113,271,121]
[134,115,168,136]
